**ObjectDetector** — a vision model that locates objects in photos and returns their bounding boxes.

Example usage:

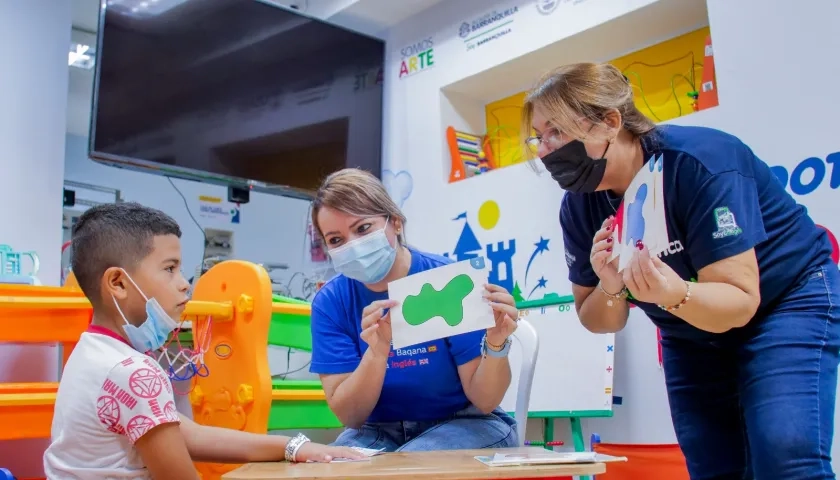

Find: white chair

[511,318,539,446]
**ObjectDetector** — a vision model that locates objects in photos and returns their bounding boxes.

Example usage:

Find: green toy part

[402,273,475,327]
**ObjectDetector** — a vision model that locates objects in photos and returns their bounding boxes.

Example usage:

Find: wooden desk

[222,447,606,480]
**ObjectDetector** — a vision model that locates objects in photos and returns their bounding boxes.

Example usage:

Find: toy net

[156,315,213,395]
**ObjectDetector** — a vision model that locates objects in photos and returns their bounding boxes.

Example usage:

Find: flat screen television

[89,0,385,199]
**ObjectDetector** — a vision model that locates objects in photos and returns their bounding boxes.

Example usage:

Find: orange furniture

[592,443,689,479]
[0,283,89,440]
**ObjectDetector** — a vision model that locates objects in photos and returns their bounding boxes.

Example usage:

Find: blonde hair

[521,62,655,158]
[311,168,406,242]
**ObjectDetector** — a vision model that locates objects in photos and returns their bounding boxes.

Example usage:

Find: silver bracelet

[284,433,310,462]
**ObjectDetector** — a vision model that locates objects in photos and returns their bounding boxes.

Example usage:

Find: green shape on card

[402,273,475,327]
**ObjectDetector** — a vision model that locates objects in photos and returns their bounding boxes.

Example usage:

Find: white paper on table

[388,257,494,349]
[474,451,628,467]
[329,447,385,463]
[616,154,670,272]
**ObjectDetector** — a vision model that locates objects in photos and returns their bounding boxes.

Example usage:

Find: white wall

[0,1,71,476]
[379,0,840,461]
[64,134,319,297]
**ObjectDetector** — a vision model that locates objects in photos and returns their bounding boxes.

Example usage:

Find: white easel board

[501,303,615,414]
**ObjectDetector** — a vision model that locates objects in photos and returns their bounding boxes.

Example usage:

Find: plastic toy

[0,244,40,285]
[446,126,497,182]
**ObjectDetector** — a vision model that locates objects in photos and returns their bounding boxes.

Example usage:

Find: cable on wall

[166,177,208,285]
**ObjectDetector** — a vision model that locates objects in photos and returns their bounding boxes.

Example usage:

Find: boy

[44,203,362,479]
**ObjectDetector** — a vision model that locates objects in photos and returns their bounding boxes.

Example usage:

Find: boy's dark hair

[71,202,181,304]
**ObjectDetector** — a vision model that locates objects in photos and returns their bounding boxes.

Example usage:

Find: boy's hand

[295,443,368,463]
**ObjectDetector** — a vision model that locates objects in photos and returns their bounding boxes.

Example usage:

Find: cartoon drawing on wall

[446,204,517,294]
[444,200,560,302]
[524,237,550,289]
[382,169,413,208]
[389,257,493,349]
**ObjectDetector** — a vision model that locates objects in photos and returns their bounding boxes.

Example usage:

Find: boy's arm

[179,414,286,462]
[178,414,366,463]
[134,423,200,480]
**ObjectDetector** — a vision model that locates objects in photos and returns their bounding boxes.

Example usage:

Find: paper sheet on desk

[475,451,627,467]
[328,447,385,463]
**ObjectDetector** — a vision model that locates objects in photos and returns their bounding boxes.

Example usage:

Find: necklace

[604,191,622,214]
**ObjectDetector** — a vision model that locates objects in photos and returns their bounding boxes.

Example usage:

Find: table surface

[221,447,606,480]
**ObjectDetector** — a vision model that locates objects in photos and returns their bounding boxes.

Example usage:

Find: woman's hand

[623,245,688,307]
[591,216,624,293]
[360,299,396,359]
[484,284,519,346]
[295,442,367,463]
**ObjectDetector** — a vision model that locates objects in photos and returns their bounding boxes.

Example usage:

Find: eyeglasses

[525,129,566,155]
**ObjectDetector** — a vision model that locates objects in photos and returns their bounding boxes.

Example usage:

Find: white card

[388,257,494,349]
[617,154,670,272]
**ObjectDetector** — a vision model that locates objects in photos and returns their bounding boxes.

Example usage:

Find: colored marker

[524,440,564,446]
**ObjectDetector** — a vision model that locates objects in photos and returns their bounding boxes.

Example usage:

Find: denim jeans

[330,405,518,452]
[662,263,840,479]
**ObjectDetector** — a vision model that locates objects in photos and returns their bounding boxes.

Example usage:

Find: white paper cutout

[613,154,670,272]
[388,257,494,349]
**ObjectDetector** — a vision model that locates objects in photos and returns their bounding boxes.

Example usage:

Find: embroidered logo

[712,207,742,239]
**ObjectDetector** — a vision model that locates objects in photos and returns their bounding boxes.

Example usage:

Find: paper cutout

[612,155,669,272]
[388,257,494,349]
[403,273,474,327]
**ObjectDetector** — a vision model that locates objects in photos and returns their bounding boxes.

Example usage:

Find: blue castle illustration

[444,217,516,293]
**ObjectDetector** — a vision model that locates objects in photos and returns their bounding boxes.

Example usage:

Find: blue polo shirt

[309,248,484,422]
[561,125,833,339]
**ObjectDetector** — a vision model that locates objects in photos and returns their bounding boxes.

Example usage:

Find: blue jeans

[330,405,518,452]
[662,264,840,479]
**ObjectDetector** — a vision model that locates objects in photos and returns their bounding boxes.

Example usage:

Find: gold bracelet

[598,282,628,307]
[658,281,691,312]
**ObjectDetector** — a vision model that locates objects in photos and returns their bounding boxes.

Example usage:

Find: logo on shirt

[656,240,684,257]
[712,207,742,239]
[387,344,438,369]
[565,250,576,267]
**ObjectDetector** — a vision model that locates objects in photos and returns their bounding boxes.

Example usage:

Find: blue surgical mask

[112,270,179,353]
[329,224,397,284]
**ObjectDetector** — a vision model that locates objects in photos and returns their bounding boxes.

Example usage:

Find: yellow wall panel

[483,26,711,169]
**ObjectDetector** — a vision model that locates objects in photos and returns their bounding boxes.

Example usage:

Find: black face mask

[540,140,610,193]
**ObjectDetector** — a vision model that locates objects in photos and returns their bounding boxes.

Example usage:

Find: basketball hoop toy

[156,316,212,394]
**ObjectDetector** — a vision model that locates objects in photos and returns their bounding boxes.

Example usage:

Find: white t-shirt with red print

[44,325,181,479]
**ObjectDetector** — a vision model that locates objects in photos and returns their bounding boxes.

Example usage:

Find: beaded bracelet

[598,282,628,307]
[658,281,692,312]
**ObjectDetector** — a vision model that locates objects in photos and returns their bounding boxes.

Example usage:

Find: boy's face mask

[112,269,179,353]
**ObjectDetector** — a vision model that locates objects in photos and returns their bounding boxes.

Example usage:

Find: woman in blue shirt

[308,168,519,452]
[523,63,839,479]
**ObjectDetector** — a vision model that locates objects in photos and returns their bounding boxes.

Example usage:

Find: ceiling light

[69,42,95,70]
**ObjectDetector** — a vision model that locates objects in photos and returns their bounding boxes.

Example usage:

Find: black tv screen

[90,0,385,198]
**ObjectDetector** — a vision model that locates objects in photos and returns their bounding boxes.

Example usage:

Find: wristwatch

[285,432,310,462]
[481,334,512,358]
